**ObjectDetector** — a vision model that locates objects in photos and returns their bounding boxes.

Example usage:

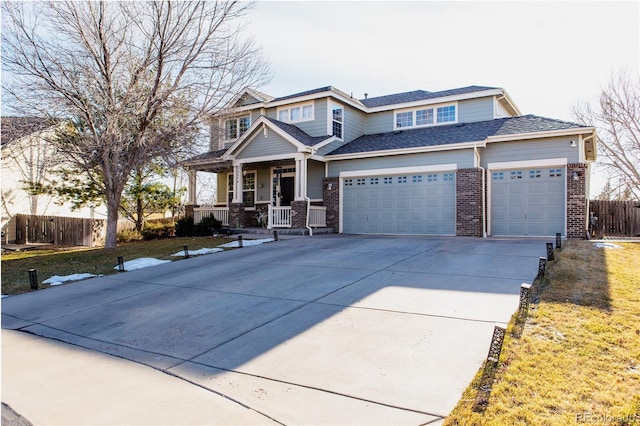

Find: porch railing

[268,205,291,228]
[194,206,229,227]
[309,206,327,227]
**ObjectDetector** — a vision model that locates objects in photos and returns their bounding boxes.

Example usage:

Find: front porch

[193,204,328,232]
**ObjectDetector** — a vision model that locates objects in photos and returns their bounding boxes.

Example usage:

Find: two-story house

[184,85,597,238]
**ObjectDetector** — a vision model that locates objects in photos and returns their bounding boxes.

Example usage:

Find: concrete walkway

[2,235,548,425]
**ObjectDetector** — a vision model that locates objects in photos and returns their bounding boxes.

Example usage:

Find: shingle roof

[184,149,228,163]
[271,86,334,103]
[1,116,54,146]
[328,115,590,155]
[266,117,331,146]
[359,86,500,108]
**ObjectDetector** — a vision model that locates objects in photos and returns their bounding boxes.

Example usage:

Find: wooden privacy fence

[589,200,640,238]
[14,214,106,247]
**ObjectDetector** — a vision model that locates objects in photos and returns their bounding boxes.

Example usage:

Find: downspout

[304,150,314,236]
[305,195,313,236]
[475,143,487,238]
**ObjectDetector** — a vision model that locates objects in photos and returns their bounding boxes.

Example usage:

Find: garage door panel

[343,171,455,235]
[491,167,565,236]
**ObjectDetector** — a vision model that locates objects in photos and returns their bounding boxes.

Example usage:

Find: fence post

[238,235,243,248]
[183,245,189,259]
[28,269,38,290]
[519,283,532,316]
[555,233,562,250]
[273,230,278,241]
[117,256,125,272]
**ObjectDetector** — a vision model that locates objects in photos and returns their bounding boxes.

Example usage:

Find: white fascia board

[310,154,327,162]
[312,135,338,150]
[486,127,596,143]
[365,89,504,113]
[487,158,568,171]
[339,163,458,178]
[235,153,305,164]
[500,90,522,116]
[325,140,485,161]
[267,90,366,111]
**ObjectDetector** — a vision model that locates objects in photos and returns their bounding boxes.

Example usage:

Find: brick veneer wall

[290,200,307,229]
[229,203,245,228]
[566,163,588,238]
[185,204,199,218]
[323,177,340,233]
[456,168,483,237]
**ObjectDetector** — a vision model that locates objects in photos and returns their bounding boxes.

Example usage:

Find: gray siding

[328,150,474,176]
[482,136,580,166]
[266,107,277,120]
[296,99,328,137]
[344,105,366,142]
[365,111,393,134]
[216,172,229,205]
[458,97,495,123]
[307,160,325,200]
[256,167,271,203]
[236,132,297,159]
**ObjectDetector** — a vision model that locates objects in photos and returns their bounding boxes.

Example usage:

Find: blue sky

[247,1,639,122]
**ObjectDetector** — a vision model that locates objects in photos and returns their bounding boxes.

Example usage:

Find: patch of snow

[43,273,98,286]
[114,258,171,272]
[218,238,275,248]
[1,295,9,299]
[593,243,623,249]
[170,247,223,257]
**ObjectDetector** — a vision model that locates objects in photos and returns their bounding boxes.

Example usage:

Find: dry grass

[445,240,640,426]
[1,236,233,295]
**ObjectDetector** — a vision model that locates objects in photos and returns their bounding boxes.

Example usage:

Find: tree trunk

[135,194,144,232]
[104,193,122,249]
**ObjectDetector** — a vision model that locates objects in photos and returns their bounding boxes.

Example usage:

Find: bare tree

[573,69,640,201]
[2,1,270,248]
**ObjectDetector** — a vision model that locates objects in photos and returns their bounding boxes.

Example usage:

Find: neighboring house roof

[359,86,500,108]
[266,117,331,147]
[1,116,54,146]
[327,115,592,156]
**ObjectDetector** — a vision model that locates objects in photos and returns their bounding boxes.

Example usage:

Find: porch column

[232,163,242,203]
[295,157,308,201]
[187,169,197,205]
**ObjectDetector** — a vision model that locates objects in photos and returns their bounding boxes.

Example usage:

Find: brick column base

[323,177,340,233]
[185,204,199,219]
[229,203,245,228]
[290,200,307,229]
[456,168,483,237]
[567,163,588,239]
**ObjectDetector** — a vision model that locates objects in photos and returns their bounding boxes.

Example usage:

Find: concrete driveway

[2,235,547,425]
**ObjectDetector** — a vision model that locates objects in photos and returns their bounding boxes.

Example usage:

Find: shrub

[175,216,194,237]
[117,228,143,243]
[141,222,175,240]
[194,214,222,236]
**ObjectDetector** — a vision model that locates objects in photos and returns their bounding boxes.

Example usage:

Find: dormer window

[394,103,457,129]
[225,115,251,140]
[277,101,314,123]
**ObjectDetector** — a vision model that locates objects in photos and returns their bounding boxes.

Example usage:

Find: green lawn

[1,236,233,295]
[445,241,640,425]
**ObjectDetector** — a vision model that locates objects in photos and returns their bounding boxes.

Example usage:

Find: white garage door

[342,172,456,235]
[490,167,565,236]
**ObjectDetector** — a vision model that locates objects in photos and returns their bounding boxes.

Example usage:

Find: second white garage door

[490,167,566,236]
[342,172,456,235]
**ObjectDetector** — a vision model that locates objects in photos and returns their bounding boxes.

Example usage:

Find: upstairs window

[277,101,314,124]
[332,103,344,139]
[394,103,457,129]
[225,115,251,140]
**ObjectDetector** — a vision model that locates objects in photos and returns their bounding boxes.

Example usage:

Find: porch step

[230,227,334,236]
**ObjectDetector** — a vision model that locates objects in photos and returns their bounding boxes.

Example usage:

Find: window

[437,105,456,123]
[427,174,438,182]
[443,173,455,182]
[345,179,353,186]
[396,111,413,128]
[224,115,251,140]
[529,170,542,179]
[332,103,343,139]
[277,102,314,123]
[370,178,379,185]
[394,103,457,129]
[492,172,505,181]
[357,178,366,186]
[398,176,407,184]
[227,172,256,207]
[550,169,563,178]
[510,171,523,180]
[384,177,393,184]
[416,109,434,126]
[412,175,423,183]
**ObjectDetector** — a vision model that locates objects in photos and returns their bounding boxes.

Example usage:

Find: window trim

[331,102,344,140]
[226,170,257,208]
[276,101,315,124]
[393,102,458,129]
[223,114,252,140]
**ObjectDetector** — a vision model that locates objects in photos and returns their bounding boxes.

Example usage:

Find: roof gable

[359,86,500,108]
